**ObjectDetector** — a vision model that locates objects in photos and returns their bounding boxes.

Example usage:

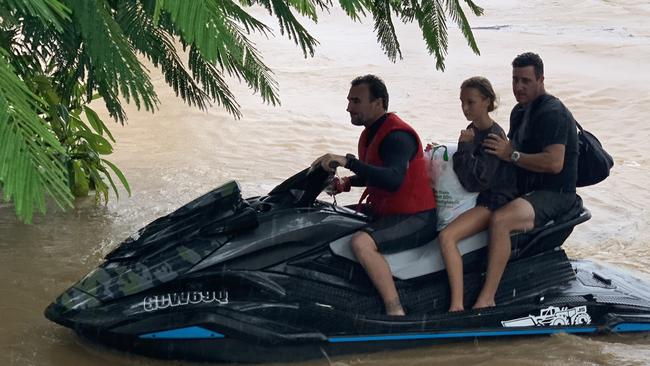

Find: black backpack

[576,122,614,187]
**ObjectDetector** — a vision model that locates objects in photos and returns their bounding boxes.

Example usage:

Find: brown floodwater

[2,1,650,365]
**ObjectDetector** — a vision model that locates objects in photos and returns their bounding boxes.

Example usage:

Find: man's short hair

[512,52,544,79]
[351,74,389,110]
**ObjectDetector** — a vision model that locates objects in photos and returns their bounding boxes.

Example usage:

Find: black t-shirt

[508,94,579,193]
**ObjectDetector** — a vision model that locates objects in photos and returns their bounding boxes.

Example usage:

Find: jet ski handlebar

[266,166,335,207]
[328,160,342,169]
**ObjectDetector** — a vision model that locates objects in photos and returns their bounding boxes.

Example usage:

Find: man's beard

[350,114,365,126]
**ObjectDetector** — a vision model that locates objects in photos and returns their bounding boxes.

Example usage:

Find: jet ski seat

[330,195,589,280]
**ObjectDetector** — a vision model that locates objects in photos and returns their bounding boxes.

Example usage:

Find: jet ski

[45,167,650,363]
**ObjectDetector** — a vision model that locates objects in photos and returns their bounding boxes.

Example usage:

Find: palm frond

[270,0,320,56]
[188,46,242,118]
[17,15,81,101]
[284,0,319,21]
[214,20,280,106]
[371,0,402,62]
[462,0,484,16]
[338,0,368,21]
[154,0,224,61]
[0,49,73,222]
[207,0,283,106]
[394,0,448,70]
[250,0,319,57]
[311,0,333,12]
[445,0,481,54]
[67,0,158,122]
[157,0,280,107]
[219,0,273,36]
[2,0,70,31]
[115,1,212,111]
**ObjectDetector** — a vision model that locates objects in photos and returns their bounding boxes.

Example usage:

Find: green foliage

[0,0,483,223]
[1,0,70,30]
[0,50,73,223]
[410,0,449,70]
[24,65,130,204]
[69,0,158,121]
[371,0,403,62]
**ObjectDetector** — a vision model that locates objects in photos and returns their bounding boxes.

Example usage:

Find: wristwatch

[510,150,521,163]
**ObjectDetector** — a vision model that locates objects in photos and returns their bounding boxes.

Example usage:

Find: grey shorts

[362,209,438,254]
[521,191,577,228]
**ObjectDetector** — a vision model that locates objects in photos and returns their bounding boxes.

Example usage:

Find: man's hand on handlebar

[310,153,348,173]
[325,176,351,196]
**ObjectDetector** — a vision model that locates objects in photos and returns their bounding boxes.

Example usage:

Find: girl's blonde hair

[461,76,498,112]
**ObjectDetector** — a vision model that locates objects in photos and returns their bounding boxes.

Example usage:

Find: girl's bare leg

[473,198,535,309]
[438,206,492,312]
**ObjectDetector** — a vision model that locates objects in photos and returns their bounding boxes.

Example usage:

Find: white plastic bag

[426,143,478,230]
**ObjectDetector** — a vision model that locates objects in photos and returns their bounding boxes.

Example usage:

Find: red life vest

[358,113,436,216]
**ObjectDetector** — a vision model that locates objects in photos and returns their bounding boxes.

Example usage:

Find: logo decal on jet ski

[501,305,591,327]
[143,290,229,312]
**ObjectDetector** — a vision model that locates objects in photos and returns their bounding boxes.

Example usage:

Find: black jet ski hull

[44,171,650,363]
[45,256,650,363]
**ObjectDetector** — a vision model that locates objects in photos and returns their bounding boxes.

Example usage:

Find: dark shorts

[476,193,514,212]
[362,209,438,254]
[521,191,577,228]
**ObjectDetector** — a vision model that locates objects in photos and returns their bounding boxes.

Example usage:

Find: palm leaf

[284,0,319,21]
[83,105,115,142]
[269,0,320,56]
[67,0,158,122]
[154,0,223,61]
[2,0,70,31]
[188,46,242,118]
[250,0,320,57]
[0,49,73,222]
[409,0,448,70]
[101,158,131,196]
[445,0,482,54]
[219,0,273,36]
[208,18,280,106]
[338,0,369,21]
[155,0,279,108]
[371,0,402,62]
[462,0,484,16]
[115,1,212,111]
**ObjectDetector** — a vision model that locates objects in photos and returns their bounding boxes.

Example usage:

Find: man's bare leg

[473,198,535,309]
[350,231,405,316]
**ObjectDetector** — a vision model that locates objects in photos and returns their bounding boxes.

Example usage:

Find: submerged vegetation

[0,0,483,223]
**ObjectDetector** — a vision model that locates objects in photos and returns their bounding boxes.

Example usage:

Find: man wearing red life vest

[312,75,437,315]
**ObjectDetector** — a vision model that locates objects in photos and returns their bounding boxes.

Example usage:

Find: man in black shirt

[476,52,579,309]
